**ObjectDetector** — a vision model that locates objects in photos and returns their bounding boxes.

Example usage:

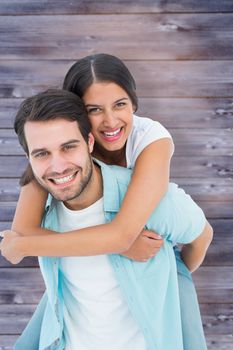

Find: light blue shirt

[17,160,206,350]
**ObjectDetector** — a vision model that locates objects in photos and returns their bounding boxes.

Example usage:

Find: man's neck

[63,164,103,211]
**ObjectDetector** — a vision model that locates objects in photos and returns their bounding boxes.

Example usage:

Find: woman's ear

[88,133,95,153]
[132,104,137,114]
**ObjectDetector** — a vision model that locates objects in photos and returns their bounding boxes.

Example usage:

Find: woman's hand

[0,230,24,264]
[122,230,164,261]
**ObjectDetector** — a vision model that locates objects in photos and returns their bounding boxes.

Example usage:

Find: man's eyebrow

[30,148,47,157]
[30,140,80,156]
[60,139,80,147]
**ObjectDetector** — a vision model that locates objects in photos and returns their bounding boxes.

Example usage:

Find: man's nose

[49,154,69,174]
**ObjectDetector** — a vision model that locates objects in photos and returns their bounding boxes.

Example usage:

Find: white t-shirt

[57,198,147,350]
[126,115,172,168]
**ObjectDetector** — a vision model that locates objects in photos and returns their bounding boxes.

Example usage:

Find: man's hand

[122,230,164,261]
[0,230,24,264]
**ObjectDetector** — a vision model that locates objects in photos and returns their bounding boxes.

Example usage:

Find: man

[0,89,212,350]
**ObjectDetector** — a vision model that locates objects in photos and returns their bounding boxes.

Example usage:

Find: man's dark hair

[15,89,91,154]
[14,89,91,186]
[63,53,138,111]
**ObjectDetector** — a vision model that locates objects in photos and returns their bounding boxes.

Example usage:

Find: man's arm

[180,221,213,273]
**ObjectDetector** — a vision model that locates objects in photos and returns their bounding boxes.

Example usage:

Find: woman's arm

[12,181,48,235]
[181,221,213,273]
[7,138,172,259]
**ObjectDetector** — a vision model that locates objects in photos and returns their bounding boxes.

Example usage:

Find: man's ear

[88,133,95,153]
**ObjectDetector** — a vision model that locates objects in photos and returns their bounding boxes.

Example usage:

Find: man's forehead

[24,119,82,150]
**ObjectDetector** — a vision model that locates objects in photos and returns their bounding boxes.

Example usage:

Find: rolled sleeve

[146,183,206,244]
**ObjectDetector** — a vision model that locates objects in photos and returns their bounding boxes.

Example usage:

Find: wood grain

[0,1,232,15]
[1,98,233,129]
[1,60,233,98]
[0,1,232,348]
[0,14,233,60]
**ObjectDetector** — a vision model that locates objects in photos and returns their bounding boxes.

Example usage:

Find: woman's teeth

[53,173,75,185]
[103,128,121,137]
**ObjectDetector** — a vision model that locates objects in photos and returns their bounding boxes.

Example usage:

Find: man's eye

[64,145,76,151]
[35,151,48,158]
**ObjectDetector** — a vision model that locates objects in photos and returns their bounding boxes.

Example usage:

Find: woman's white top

[126,115,172,168]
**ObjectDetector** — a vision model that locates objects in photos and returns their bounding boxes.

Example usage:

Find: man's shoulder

[106,164,133,186]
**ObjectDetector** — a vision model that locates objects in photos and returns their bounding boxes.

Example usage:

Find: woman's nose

[102,110,117,128]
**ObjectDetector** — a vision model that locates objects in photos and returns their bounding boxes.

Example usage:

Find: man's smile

[48,171,79,187]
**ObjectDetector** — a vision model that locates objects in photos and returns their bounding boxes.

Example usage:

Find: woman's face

[82,82,134,154]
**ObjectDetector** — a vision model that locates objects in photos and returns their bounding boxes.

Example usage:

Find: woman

[2,54,211,349]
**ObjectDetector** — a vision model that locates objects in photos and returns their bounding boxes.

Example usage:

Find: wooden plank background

[0,1,232,349]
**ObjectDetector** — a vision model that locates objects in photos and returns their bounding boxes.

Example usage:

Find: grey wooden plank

[193,266,233,295]
[173,178,233,202]
[0,255,39,268]
[0,304,37,334]
[1,98,233,129]
[0,98,21,129]
[0,130,22,155]
[1,128,233,157]
[206,335,233,350]
[0,1,232,15]
[0,179,20,202]
[172,129,233,157]
[197,201,233,219]
[208,219,233,234]
[0,336,18,350]
[170,156,233,179]
[0,268,43,304]
[198,288,233,305]
[0,222,10,231]
[203,239,233,266]
[201,303,233,335]
[138,98,233,129]
[0,14,233,60]
[1,60,233,99]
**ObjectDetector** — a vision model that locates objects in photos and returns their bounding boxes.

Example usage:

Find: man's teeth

[103,128,121,137]
[53,174,75,185]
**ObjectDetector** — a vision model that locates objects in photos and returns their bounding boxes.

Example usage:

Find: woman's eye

[87,107,101,114]
[116,102,126,108]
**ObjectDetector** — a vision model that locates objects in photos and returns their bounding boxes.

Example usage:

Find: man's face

[24,118,94,204]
